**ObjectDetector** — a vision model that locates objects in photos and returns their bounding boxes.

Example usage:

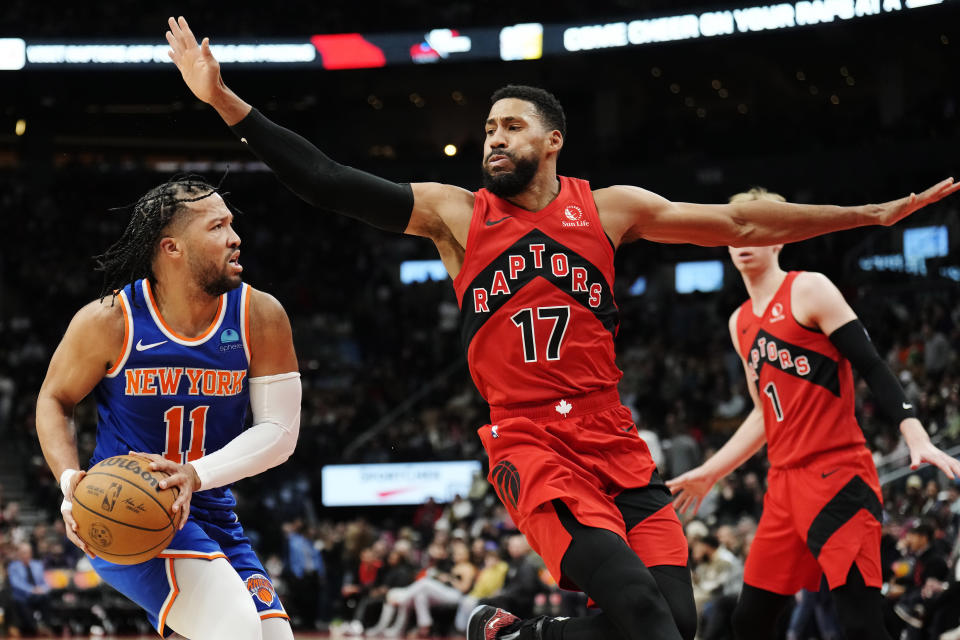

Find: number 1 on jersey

[163,405,209,463]
[511,306,570,363]
[762,382,785,422]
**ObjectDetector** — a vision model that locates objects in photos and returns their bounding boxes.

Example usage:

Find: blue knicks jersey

[93,279,251,512]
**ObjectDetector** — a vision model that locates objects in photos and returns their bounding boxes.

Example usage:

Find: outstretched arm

[793,272,960,480]
[667,308,767,515]
[164,17,473,248]
[594,181,960,249]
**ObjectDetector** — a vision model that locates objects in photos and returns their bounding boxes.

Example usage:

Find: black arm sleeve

[828,319,917,424]
[229,108,414,233]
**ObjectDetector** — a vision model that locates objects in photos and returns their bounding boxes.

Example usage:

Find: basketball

[71,455,181,565]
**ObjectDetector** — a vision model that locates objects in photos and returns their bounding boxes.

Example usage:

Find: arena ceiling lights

[0,0,948,71]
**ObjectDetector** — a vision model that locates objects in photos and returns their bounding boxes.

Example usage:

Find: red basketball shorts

[479,388,689,590]
[744,446,883,595]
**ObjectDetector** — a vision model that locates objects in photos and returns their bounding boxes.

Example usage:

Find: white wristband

[60,468,79,497]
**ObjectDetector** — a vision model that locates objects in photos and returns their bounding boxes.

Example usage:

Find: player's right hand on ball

[60,470,96,558]
[129,452,200,530]
[165,16,222,105]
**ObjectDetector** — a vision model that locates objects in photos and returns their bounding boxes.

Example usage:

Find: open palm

[666,466,718,516]
[880,178,960,226]
[165,16,222,105]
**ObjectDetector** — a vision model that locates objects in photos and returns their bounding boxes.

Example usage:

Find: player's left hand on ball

[60,470,95,558]
[128,451,201,529]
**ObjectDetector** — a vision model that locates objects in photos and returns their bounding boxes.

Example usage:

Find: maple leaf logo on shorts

[555,399,572,416]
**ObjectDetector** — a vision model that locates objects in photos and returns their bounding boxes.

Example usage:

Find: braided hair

[94,175,220,304]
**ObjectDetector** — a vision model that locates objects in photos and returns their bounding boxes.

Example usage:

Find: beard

[481,152,540,198]
[190,254,242,297]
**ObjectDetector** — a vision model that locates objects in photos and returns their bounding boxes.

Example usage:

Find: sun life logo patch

[769,302,786,323]
[561,205,590,228]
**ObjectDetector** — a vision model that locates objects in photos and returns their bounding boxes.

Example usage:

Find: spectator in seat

[351,540,416,636]
[7,542,53,635]
[475,535,543,620]
[283,518,325,630]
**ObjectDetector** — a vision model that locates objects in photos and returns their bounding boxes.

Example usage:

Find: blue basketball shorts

[90,506,286,635]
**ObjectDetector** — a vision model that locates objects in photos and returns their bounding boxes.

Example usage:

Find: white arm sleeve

[189,372,301,491]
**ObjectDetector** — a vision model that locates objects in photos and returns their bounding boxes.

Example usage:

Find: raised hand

[876,178,960,226]
[165,16,223,105]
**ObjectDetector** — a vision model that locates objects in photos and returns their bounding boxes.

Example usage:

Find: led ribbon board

[1,0,947,70]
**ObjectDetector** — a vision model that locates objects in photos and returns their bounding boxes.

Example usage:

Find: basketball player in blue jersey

[163,15,960,640]
[35,176,301,640]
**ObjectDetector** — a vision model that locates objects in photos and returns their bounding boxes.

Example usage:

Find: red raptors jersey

[452,177,621,407]
[736,271,865,468]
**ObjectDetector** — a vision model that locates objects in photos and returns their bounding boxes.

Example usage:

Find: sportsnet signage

[321,460,482,507]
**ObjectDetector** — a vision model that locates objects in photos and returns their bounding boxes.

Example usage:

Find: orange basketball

[71,455,181,565]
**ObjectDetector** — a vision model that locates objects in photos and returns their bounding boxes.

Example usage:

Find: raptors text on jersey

[453,177,622,407]
[736,272,865,467]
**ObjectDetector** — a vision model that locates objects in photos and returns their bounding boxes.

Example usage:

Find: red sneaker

[466,606,523,640]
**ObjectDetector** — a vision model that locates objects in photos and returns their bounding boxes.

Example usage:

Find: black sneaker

[467,605,523,640]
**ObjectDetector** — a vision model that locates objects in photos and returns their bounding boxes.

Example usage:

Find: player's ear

[158,236,182,258]
[548,130,563,152]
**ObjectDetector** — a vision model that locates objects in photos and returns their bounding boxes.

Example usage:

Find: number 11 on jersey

[163,405,209,464]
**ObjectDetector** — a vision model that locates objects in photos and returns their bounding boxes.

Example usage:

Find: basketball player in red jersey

[165,16,960,640]
[668,188,960,640]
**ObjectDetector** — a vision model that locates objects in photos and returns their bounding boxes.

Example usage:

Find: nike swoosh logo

[135,339,168,351]
[485,216,511,226]
[376,488,413,499]
[821,469,839,479]
[902,402,913,410]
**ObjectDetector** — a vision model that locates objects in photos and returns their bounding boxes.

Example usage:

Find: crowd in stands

[0,169,958,638]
